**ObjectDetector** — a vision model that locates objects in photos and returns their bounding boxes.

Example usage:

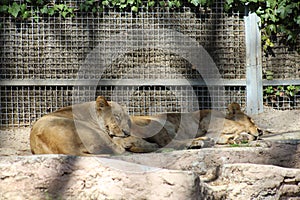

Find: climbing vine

[0,0,213,20]
[264,85,300,98]
[224,0,300,54]
[0,0,76,21]
[264,85,300,108]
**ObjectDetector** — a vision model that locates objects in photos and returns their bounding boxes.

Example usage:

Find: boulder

[202,163,300,199]
[0,155,200,200]
[114,141,300,180]
[0,140,300,199]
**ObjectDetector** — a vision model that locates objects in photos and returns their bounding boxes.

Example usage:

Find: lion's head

[225,102,263,142]
[94,96,131,138]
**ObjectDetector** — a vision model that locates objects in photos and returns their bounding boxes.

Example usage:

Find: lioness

[129,103,262,147]
[223,102,263,143]
[30,96,158,156]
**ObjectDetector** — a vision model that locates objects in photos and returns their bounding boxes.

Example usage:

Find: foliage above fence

[0,0,212,19]
[0,0,299,54]
[225,0,300,55]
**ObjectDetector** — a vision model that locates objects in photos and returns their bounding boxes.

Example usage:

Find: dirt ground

[251,108,300,139]
[0,108,300,156]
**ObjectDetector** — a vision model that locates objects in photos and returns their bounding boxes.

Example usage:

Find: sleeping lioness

[30,97,262,156]
[30,96,158,155]
[129,103,262,148]
[223,102,263,143]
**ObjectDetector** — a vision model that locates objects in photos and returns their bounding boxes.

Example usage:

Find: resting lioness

[223,102,263,143]
[129,103,262,147]
[30,96,158,155]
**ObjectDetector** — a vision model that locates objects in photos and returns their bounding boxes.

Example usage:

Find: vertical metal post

[245,12,263,114]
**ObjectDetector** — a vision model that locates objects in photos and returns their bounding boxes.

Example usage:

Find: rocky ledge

[0,140,299,199]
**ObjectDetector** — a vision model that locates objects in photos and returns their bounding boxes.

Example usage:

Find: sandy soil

[1,109,300,156]
[251,109,300,139]
[0,128,31,156]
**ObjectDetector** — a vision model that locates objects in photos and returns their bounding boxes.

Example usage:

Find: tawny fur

[130,104,262,147]
[30,96,157,155]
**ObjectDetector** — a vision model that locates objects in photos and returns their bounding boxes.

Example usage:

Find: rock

[0,155,200,200]
[202,163,300,199]
[1,127,300,199]
[114,141,300,179]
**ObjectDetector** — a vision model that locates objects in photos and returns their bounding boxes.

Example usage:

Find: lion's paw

[188,137,215,149]
[249,140,272,148]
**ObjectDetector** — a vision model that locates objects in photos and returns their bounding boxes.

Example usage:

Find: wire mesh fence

[1,85,243,128]
[0,0,299,128]
[0,2,246,80]
[261,32,300,110]
[0,86,73,127]
[262,38,300,80]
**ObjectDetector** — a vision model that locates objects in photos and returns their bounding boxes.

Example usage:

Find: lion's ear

[95,96,110,110]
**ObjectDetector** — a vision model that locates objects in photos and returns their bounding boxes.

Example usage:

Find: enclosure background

[0,0,299,127]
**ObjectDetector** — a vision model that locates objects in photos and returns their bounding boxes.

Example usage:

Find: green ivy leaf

[0,5,8,13]
[287,34,293,41]
[8,2,21,18]
[287,85,295,91]
[131,6,138,12]
[22,10,31,19]
[264,86,274,94]
[175,0,181,7]
[277,86,284,92]
[61,11,68,18]
[47,7,55,16]
[265,70,273,80]
[190,0,200,6]
[277,4,293,19]
[40,5,48,14]
[159,1,166,7]
[256,6,264,14]
[266,0,277,9]
[147,1,155,7]
[199,0,208,5]
[248,0,258,3]
[268,24,276,32]
[120,3,127,9]
[102,1,109,6]
[37,0,44,5]
[54,4,65,11]
[226,0,234,4]
[295,15,300,25]
[20,4,26,11]
[92,7,97,13]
